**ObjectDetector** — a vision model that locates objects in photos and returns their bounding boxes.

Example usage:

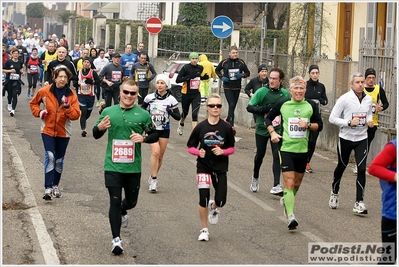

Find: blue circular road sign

[211,15,234,39]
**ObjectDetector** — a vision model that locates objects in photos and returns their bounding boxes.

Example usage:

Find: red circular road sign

[146,17,163,34]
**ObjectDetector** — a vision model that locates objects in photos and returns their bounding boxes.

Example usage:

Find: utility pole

[259,3,268,64]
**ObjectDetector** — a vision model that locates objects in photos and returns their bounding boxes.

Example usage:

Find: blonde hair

[206,93,222,106]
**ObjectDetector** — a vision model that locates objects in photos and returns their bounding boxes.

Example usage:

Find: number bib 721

[112,139,135,163]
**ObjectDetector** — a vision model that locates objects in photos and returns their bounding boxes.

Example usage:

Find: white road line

[4,133,60,265]
[228,181,275,211]
[301,232,325,242]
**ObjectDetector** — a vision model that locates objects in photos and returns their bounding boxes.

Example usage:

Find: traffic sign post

[145,17,163,60]
[211,16,234,94]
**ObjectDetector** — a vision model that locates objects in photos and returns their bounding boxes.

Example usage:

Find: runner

[187,93,235,241]
[265,76,323,230]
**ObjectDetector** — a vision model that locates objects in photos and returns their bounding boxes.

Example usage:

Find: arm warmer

[222,147,235,156]
[92,126,106,139]
[169,107,181,120]
[187,147,200,156]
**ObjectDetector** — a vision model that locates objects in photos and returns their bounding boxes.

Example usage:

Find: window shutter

[366,3,376,41]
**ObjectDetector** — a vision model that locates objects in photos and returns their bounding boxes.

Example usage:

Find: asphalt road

[2,84,385,265]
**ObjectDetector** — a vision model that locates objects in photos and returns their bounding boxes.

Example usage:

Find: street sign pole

[145,17,163,60]
[211,15,234,95]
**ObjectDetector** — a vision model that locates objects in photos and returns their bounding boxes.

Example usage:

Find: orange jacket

[30,84,81,138]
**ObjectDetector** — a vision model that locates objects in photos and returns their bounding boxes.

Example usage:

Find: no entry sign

[146,17,163,34]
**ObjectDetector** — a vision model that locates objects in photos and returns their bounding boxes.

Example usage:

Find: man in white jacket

[328,72,374,215]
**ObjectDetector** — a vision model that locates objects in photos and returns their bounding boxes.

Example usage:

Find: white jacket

[329,89,373,142]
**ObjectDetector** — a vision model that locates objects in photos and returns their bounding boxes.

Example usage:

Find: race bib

[352,112,366,127]
[29,65,38,73]
[80,84,92,95]
[288,117,307,138]
[151,110,168,130]
[112,139,135,163]
[9,73,20,80]
[126,62,133,71]
[228,68,239,80]
[190,77,200,89]
[111,71,122,82]
[138,71,146,82]
[197,173,211,189]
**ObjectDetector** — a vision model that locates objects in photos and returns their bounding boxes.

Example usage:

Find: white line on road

[227,181,274,211]
[4,133,60,265]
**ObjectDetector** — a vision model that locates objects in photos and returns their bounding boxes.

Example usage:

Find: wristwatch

[307,122,311,128]
[347,120,351,126]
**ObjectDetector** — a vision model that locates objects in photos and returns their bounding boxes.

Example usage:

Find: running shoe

[305,163,313,173]
[287,214,298,230]
[250,176,259,192]
[10,110,15,117]
[353,201,368,215]
[81,130,87,137]
[7,104,12,112]
[329,191,339,209]
[148,177,158,192]
[270,184,283,195]
[111,237,123,255]
[198,228,209,241]
[52,185,61,198]
[208,200,219,224]
[280,197,287,218]
[121,214,128,228]
[43,188,52,200]
[177,124,184,136]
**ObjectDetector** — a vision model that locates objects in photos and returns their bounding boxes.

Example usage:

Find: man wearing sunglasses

[93,79,159,255]
[99,52,128,110]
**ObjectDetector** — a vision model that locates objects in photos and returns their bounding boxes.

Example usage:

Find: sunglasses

[122,90,137,96]
[207,104,222,108]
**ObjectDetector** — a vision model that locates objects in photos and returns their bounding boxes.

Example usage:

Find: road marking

[4,133,60,265]
[228,181,275,211]
[301,232,325,242]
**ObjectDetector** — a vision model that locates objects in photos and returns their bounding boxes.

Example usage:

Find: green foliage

[75,18,93,45]
[26,3,47,18]
[177,3,207,27]
[59,11,76,24]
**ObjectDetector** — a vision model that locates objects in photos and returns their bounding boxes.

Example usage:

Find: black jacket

[216,57,250,90]
[305,79,328,106]
[244,76,269,97]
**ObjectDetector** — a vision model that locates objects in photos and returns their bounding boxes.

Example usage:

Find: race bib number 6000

[112,139,135,162]
[197,173,211,189]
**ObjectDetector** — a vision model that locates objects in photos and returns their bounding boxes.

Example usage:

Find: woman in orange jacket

[30,66,81,200]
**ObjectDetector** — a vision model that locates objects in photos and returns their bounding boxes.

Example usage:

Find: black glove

[200,74,209,80]
[145,78,152,82]
[85,78,93,84]
[187,72,200,80]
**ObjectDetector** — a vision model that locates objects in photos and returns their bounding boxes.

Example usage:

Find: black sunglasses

[207,104,222,108]
[122,90,137,96]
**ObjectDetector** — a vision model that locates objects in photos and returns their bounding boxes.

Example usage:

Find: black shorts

[104,171,141,188]
[157,129,170,139]
[280,151,307,173]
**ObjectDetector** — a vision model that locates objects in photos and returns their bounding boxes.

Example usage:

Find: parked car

[163,61,219,102]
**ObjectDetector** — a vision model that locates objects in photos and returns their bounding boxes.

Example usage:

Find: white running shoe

[329,192,339,209]
[198,228,209,241]
[121,214,128,228]
[111,237,123,255]
[353,201,368,215]
[250,176,259,192]
[148,177,158,192]
[352,166,358,174]
[208,200,219,224]
[270,184,283,195]
[52,185,61,198]
[177,124,184,135]
[10,110,15,117]
[43,188,52,200]
[7,104,12,112]
[287,214,298,230]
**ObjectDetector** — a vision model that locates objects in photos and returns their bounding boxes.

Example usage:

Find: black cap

[108,44,114,49]
[258,64,268,73]
[308,65,319,73]
[112,52,121,57]
[82,57,91,62]
[365,68,376,78]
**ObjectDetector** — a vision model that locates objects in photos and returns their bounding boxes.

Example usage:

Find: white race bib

[197,173,211,189]
[112,139,135,163]
[288,117,307,138]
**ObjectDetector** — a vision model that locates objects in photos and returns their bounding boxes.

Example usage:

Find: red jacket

[30,84,81,138]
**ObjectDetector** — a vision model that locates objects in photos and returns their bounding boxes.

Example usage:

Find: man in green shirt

[247,68,290,195]
[265,76,323,230]
[93,80,158,255]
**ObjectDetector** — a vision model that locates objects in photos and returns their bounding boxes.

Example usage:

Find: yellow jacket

[199,54,217,82]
